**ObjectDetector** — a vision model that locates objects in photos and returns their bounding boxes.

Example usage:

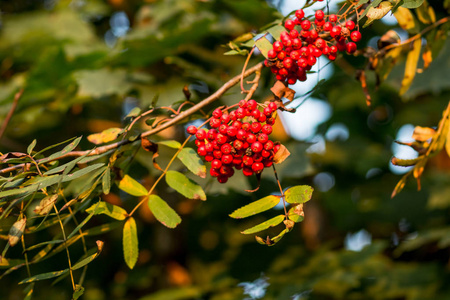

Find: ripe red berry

[242,167,253,177]
[210,118,220,128]
[220,113,230,124]
[264,140,274,151]
[315,19,325,27]
[309,29,318,39]
[273,41,283,52]
[351,31,362,42]
[330,45,338,53]
[243,155,253,166]
[323,22,333,31]
[262,124,273,134]
[300,29,310,38]
[226,126,237,137]
[211,159,222,169]
[195,129,206,140]
[210,168,220,177]
[220,143,232,154]
[295,9,305,20]
[257,133,269,144]
[289,29,299,39]
[251,122,262,133]
[283,57,293,69]
[330,26,342,38]
[186,125,197,135]
[329,14,337,22]
[205,143,213,152]
[247,99,257,111]
[251,162,264,173]
[268,49,277,59]
[197,145,207,156]
[346,42,357,54]
[315,38,325,49]
[216,133,227,144]
[221,154,233,164]
[345,20,356,30]
[217,175,228,183]
[268,102,277,112]
[315,10,324,20]
[251,141,263,153]
[284,19,296,31]
[277,51,286,60]
[301,20,311,30]
[246,133,257,144]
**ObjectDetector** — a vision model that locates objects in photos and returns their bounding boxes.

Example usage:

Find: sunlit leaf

[254,36,272,58]
[8,217,26,247]
[364,2,393,28]
[391,157,421,167]
[165,171,206,201]
[229,195,280,219]
[102,168,111,195]
[394,7,420,33]
[27,140,37,155]
[147,195,181,228]
[72,241,103,270]
[87,128,124,145]
[177,148,206,178]
[33,195,58,216]
[41,136,82,163]
[86,201,127,220]
[23,283,34,300]
[241,215,285,234]
[288,204,304,223]
[412,126,436,141]
[285,185,313,204]
[158,140,181,149]
[415,0,435,24]
[123,217,139,269]
[72,285,84,300]
[118,175,148,197]
[125,107,141,119]
[400,39,422,95]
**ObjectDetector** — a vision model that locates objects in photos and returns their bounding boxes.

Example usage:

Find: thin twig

[240,47,255,94]
[0,89,24,141]
[0,63,264,175]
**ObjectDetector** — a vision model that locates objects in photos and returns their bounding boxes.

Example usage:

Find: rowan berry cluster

[264,8,362,84]
[187,100,281,183]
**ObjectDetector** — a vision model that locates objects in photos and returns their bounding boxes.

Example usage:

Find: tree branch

[0,89,24,141]
[0,63,264,175]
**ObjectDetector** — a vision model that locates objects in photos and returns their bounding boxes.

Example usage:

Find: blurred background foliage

[0,0,450,299]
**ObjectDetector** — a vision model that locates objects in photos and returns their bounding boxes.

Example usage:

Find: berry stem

[240,46,256,94]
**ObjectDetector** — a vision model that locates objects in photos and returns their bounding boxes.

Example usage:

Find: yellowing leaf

[229,195,280,219]
[255,36,272,59]
[273,144,290,164]
[8,217,26,247]
[415,0,435,24]
[123,217,139,269]
[34,195,58,216]
[147,195,181,228]
[288,204,304,223]
[422,46,432,70]
[86,201,127,220]
[118,175,148,197]
[394,7,419,33]
[87,128,124,145]
[400,39,422,95]
[412,126,436,141]
[241,215,285,235]
[364,2,393,28]
[177,148,206,178]
[285,185,313,204]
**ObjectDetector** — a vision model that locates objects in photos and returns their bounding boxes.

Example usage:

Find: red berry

[227,126,237,137]
[315,19,325,27]
[242,167,253,177]
[268,102,277,112]
[301,20,311,30]
[257,133,269,144]
[289,29,299,39]
[284,19,296,31]
[329,14,337,22]
[197,145,207,156]
[274,144,281,153]
[315,10,324,20]
[221,154,233,164]
[205,154,214,162]
[213,150,222,159]
[251,141,263,153]
[236,129,247,140]
[315,38,325,49]
[264,140,274,151]
[263,107,272,117]
[268,49,277,59]
[351,31,362,42]
[310,29,318,39]
[217,175,228,183]
[295,9,305,20]
[210,168,220,177]
[283,57,293,69]
[346,20,356,30]
[251,162,264,173]
[251,122,262,133]
[322,46,331,55]
[205,143,213,152]
[247,99,257,111]
[221,143,232,154]
[300,29,310,38]
[211,159,222,169]
[216,133,227,144]
[330,45,338,53]
[233,139,244,150]
[246,133,257,144]
[323,22,333,31]
[262,124,273,134]
[330,26,341,38]
[346,42,357,54]
[195,129,206,140]
[212,108,222,119]
[220,113,230,124]
[207,129,217,141]
[210,118,220,128]
[273,41,283,52]
[186,125,197,135]
[277,51,286,60]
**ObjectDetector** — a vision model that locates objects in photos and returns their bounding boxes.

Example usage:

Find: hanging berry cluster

[264,9,362,85]
[187,100,281,184]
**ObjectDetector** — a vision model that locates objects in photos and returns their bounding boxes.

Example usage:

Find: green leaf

[255,36,272,59]
[165,171,206,201]
[270,228,289,245]
[123,217,139,269]
[229,195,280,219]
[118,175,148,197]
[83,221,122,236]
[72,241,103,270]
[72,285,84,300]
[391,157,421,166]
[19,269,69,284]
[67,201,100,240]
[266,24,285,41]
[27,140,37,155]
[40,136,82,163]
[86,201,127,220]
[241,215,285,234]
[102,168,111,195]
[285,185,314,204]
[147,195,181,228]
[125,107,141,119]
[402,0,424,8]
[23,283,34,300]
[177,148,206,178]
[157,140,181,149]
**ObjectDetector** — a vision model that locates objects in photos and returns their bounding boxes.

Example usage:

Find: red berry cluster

[186,100,281,184]
[264,9,362,85]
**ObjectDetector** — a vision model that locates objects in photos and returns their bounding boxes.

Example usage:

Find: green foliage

[123,217,139,269]
[147,195,182,229]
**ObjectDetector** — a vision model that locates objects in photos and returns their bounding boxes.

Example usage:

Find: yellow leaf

[422,46,432,70]
[394,7,419,33]
[8,217,26,247]
[412,126,436,142]
[400,39,422,95]
[364,2,393,27]
[415,0,436,24]
[87,128,124,145]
